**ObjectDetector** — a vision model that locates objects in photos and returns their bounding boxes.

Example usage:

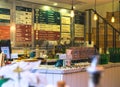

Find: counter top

[32,63,120,74]
[33,65,85,74]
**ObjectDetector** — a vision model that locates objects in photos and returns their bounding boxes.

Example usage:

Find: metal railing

[86,9,120,53]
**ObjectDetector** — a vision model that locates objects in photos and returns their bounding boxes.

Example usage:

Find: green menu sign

[0,8,10,23]
[0,8,10,15]
[34,9,47,23]
[47,11,60,25]
[34,9,61,25]
[39,10,47,23]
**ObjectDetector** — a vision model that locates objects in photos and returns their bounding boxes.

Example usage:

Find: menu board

[34,9,47,23]
[15,6,32,43]
[34,30,60,40]
[0,26,10,39]
[75,12,85,24]
[61,17,70,24]
[0,8,10,23]
[47,11,60,25]
[61,33,71,39]
[75,24,84,40]
[61,16,71,40]
[16,6,32,25]
[16,25,32,42]
[34,23,60,40]
[34,9,61,41]
[34,24,60,31]
[34,9,61,25]
[61,25,70,32]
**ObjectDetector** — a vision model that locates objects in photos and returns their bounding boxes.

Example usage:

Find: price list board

[47,11,60,25]
[0,26,10,40]
[34,9,60,24]
[16,6,32,25]
[61,17,70,24]
[61,16,71,39]
[0,8,10,23]
[34,9,61,41]
[74,24,84,41]
[34,9,47,23]
[15,6,32,43]
[34,30,60,40]
[75,12,85,24]
[74,11,85,41]
[16,25,32,42]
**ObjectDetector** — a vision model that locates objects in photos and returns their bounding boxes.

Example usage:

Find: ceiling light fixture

[93,0,98,21]
[43,6,50,11]
[71,0,74,17]
[111,0,115,23]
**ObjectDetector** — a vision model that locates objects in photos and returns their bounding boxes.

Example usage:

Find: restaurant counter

[33,63,120,87]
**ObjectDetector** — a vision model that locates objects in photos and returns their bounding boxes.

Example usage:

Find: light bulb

[71,10,74,17]
[111,16,115,23]
[94,13,98,21]
[53,3,58,6]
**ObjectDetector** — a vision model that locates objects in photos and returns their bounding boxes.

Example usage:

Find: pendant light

[111,0,115,23]
[71,0,74,17]
[93,0,98,21]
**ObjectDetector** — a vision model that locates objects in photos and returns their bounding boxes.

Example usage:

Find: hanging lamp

[93,0,98,21]
[71,0,74,17]
[111,0,115,23]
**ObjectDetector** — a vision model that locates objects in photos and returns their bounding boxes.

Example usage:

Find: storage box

[66,47,95,59]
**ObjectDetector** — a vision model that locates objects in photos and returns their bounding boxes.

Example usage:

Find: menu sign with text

[34,30,60,40]
[75,12,85,24]
[47,11,60,25]
[16,6,32,25]
[61,16,71,40]
[34,9,61,25]
[61,17,70,24]
[0,8,10,23]
[34,24,60,31]
[61,33,71,39]
[16,25,32,42]
[15,6,32,43]
[0,26,10,39]
[61,25,70,33]
[34,9,47,23]
[34,9,61,41]
[75,24,84,41]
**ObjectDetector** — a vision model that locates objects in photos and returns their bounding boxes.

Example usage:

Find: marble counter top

[32,63,120,74]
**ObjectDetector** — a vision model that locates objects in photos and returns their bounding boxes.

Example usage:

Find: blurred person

[0,48,6,67]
